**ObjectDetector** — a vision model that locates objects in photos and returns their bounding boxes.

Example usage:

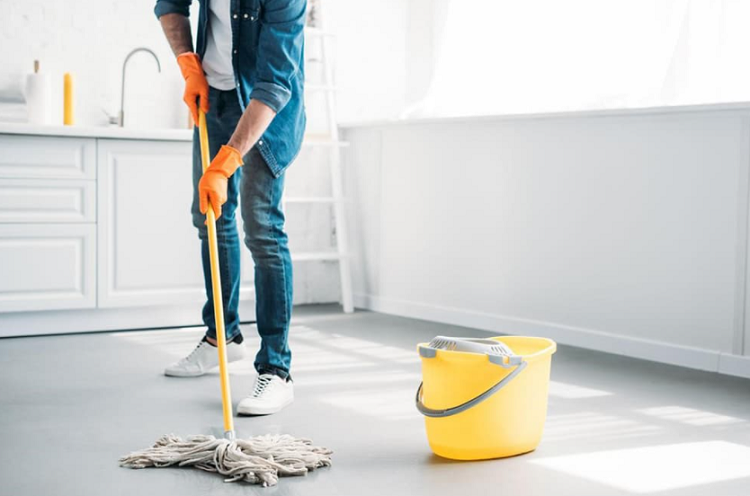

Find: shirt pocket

[242,0,260,23]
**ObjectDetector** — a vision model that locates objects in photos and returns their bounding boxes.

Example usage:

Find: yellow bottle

[63,73,74,125]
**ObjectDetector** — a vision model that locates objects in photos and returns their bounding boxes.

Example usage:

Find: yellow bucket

[416,336,556,460]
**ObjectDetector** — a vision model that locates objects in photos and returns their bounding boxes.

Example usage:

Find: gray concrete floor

[1,304,750,496]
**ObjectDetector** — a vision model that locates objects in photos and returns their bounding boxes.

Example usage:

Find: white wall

[343,105,750,378]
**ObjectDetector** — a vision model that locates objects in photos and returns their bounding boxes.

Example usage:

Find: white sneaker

[164,338,246,377]
[237,374,294,415]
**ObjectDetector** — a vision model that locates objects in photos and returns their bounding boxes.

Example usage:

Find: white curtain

[404,0,750,118]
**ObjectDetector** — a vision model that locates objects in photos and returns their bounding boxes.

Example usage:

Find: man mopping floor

[119,0,329,486]
[155,0,306,415]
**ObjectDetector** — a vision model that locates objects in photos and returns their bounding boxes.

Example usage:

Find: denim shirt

[155,0,306,177]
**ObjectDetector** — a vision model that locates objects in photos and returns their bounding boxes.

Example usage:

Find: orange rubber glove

[199,145,244,219]
[176,52,209,125]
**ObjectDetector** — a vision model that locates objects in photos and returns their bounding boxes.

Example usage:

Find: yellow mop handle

[198,110,235,440]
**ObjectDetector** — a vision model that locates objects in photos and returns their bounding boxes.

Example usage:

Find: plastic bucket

[416,336,556,460]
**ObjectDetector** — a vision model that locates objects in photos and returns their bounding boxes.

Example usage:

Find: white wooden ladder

[282,5,353,313]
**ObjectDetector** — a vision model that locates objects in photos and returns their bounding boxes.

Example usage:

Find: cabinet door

[97,139,255,307]
[97,139,205,307]
[0,224,96,312]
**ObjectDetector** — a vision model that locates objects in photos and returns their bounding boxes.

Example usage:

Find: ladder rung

[299,20,354,312]
[292,251,348,262]
[283,197,339,204]
[305,27,335,38]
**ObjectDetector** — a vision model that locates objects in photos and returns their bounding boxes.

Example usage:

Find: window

[405,0,750,118]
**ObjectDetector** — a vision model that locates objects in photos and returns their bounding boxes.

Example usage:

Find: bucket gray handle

[415,347,527,418]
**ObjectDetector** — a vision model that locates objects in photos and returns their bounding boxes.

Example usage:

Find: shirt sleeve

[250,0,307,113]
[154,0,192,19]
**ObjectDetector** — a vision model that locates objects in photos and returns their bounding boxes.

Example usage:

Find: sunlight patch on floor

[109,325,422,371]
[292,326,419,362]
[548,381,613,399]
[543,411,661,443]
[110,327,202,342]
[318,387,422,420]
[292,350,367,371]
[634,406,746,427]
[531,441,750,493]
[325,335,419,361]
[109,327,204,358]
[296,371,422,387]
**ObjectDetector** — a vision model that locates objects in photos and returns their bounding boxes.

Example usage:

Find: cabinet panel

[0,224,96,312]
[97,139,206,307]
[98,139,257,308]
[0,179,95,223]
[0,135,96,179]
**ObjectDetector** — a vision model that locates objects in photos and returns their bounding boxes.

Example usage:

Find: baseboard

[718,353,750,378]
[354,292,750,380]
[0,300,257,338]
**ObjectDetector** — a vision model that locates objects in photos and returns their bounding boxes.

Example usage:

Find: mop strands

[119,433,332,487]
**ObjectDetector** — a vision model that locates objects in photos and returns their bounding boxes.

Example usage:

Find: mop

[119,110,332,487]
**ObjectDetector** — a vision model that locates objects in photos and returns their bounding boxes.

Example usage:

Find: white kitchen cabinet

[0,179,95,223]
[97,139,205,307]
[0,224,96,312]
[96,139,255,308]
[0,135,96,179]
[0,126,263,333]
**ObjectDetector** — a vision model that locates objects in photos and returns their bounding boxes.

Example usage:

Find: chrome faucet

[119,47,161,127]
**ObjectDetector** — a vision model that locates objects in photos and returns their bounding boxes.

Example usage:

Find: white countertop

[0,122,193,141]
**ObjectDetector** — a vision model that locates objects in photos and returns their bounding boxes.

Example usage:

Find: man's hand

[199,145,244,219]
[177,53,209,125]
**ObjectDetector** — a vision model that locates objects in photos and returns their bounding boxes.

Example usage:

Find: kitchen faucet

[119,47,161,127]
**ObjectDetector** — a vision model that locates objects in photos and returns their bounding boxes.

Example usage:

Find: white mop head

[120,433,332,487]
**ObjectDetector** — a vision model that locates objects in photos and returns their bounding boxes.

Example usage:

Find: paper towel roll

[24,71,51,125]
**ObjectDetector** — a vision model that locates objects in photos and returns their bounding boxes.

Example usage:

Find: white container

[24,60,51,125]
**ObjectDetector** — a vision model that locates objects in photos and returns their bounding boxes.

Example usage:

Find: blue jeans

[192,87,293,379]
